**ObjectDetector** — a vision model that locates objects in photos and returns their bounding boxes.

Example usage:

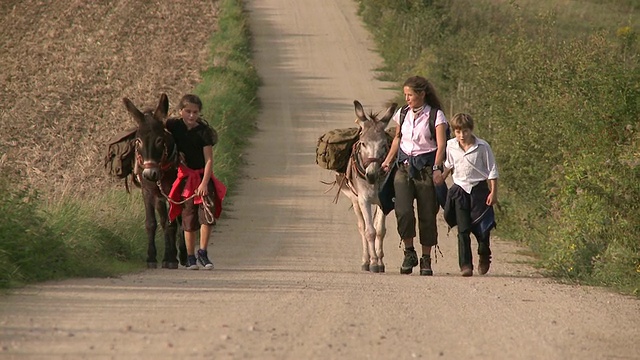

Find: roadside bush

[0,173,67,288]
[0,164,149,290]
[460,20,640,293]
[357,0,640,295]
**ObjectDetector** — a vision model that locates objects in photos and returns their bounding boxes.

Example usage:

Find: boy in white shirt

[442,113,499,276]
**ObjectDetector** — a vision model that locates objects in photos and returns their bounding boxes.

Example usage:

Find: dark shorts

[180,179,216,232]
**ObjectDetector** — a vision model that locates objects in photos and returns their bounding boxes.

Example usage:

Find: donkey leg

[359,202,380,273]
[373,206,387,273]
[176,220,188,266]
[367,232,380,272]
[142,189,158,268]
[350,200,370,271]
[157,198,179,269]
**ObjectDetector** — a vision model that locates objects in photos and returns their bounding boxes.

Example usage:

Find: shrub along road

[1,0,638,358]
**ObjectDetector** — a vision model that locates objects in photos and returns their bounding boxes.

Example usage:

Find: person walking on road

[166,94,225,270]
[381,76,449,276]
[442,113,499,276]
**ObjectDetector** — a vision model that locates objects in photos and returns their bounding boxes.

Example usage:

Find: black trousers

[453,190,492,268]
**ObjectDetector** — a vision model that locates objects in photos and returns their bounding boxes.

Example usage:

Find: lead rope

[396,243,444,263]
[156,181,197,205]
[434,244,443,263]
[157,181,216,223]
[202,196,216,224]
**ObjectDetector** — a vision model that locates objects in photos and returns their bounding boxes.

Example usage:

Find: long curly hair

[403,76,443,111]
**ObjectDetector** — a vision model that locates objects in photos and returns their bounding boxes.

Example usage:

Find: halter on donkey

[338,100,397,273]
[122,93,187,269]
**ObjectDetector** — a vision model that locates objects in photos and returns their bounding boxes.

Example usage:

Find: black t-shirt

[166,117,217,170]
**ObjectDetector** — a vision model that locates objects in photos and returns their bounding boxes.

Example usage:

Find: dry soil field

[0,0,219,195]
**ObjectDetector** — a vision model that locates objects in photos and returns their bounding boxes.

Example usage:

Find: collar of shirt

[449,137,480,154]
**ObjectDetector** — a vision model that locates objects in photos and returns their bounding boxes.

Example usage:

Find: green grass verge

[196,0,259,193]
[0,0,259,290]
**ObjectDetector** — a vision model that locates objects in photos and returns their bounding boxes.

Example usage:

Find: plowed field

[0,0,219,195]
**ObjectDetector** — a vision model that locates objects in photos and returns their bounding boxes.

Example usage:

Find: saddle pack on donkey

[104,127,138,191]
[315,127,360,173]
[316,125,396,173]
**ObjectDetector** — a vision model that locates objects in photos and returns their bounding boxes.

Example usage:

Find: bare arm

[381,126,401,172]
[432,123,447,185]
[434,123,447,168]
[442,166,452,180]
[487,178,498,206]
[197,145,213,196]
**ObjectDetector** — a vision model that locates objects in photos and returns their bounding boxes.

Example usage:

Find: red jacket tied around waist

[168,164,226,222]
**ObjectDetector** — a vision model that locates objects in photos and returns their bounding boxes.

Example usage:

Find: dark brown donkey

[122,93,186,268]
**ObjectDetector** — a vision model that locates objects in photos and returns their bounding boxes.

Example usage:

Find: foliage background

[357,0,639,295]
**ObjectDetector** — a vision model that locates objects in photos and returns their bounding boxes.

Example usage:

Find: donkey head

[354,100,398,184]
[122,93,171,182]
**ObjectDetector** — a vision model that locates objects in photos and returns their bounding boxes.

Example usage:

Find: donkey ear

[353,100,368,125]
[380,102,398,125]
[123,97,144,125]
[154,93,169,120]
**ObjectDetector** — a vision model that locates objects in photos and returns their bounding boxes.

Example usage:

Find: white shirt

[444,136,499,194]
[392,105,448,156]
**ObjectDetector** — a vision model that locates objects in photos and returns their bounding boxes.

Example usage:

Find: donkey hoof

[379,265,385,273]
[147,262,158,269]
[370,264,381,273]
[162,262,179,269]
[361,263,370,272]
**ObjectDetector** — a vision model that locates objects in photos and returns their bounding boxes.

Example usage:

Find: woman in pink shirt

[382,76,449,276]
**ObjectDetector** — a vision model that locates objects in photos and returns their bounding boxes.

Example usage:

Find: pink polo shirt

[392,105,448,156]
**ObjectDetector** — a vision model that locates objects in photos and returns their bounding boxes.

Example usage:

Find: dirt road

[1,0,638,359]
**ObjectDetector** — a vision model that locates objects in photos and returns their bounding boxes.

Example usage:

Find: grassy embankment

[0,0,258,290]
[357,0,639,296]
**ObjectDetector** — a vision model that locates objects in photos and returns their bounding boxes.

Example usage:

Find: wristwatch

[432,164,443,172]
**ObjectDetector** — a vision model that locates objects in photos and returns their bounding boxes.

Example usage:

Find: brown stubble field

[0,0,220,197]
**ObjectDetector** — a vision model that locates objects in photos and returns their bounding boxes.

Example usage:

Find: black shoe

[461,265,473,277]
[197,249,214,270]
[186,255,198,270]
[419,255,433,276]
[478,256,491,275]
[400,248,418,274]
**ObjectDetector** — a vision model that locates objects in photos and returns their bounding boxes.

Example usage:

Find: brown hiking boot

[400,248,419,274]
[478,256,491,275]
[419,255,433,276]
[461,265,473,277]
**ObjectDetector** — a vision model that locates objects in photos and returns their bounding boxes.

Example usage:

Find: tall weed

[0,175,67,288]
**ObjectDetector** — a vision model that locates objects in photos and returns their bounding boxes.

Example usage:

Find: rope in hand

[157,180,215,223]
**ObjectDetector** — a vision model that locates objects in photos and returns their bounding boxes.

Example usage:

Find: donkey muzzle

[141,162,161,182]
[364,158,383,184]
